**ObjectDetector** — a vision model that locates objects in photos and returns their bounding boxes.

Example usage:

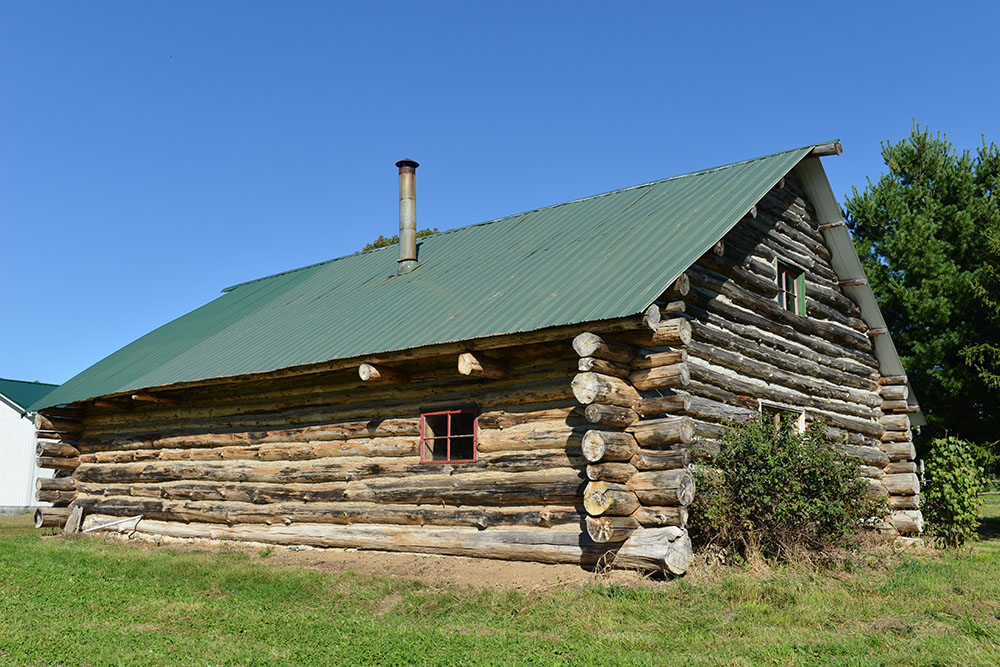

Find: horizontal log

[36,440,81,458]
[888,494,920,510]
[35,507,71,528]
[476,404,579,430]
[891,510,924,535]
[649,319,692,346]
[578,357,631,379]
[77,449,586,486]
[631,349,687,370]
[881,400,909,411]
[684,395,756,424]
[859,465,885,480]
[83,437,421,464]
[880,414,911,431]
[884,461,917,474]
[34,414,82,433]
[880,384,908,401]
[80,467,586,507]
[834,443,890,467]
[572,372,640,407]
[614,526,693,575]
[881,429,913,442]
[572,333,635,364]
[583,403,639,428]
[629,448,689,471]
[631,394,690,418]
[74,496,582,530]
[586,515,641,543]
[884,473,920,496]
[631,505,688,528]
[581,430,638,463]
[880,440,917,462]
[626,469,695,506]
[629,363,690,391]
[36,489,76,504]
[583,481,640,516]
[879,375,908,386]
[36,456,79,471]
[82,515,623,567]
[458,352,508,379]
[586,462,637,483]
[358,363,409,383]
[628,417,693,447]
[864,478,889,499]
[36,476,76,491]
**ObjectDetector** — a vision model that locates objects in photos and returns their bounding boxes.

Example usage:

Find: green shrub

[923,436,986,548]
[690,415,886,560]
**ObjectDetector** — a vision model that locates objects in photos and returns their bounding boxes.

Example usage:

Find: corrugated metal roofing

[0,378,59,412]
[34,144,822,410]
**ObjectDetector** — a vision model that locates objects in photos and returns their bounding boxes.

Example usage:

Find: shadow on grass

[978,515,1000,541]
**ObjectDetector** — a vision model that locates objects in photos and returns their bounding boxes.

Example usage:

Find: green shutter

[796,273,807,316]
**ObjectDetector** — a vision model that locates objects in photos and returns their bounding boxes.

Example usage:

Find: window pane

[450,436,475,461]
[451,411,476,437]
[424,436,449,461]
[424,414,448,439]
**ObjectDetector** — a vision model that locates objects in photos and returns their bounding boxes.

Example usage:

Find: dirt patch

[94,533,661,593]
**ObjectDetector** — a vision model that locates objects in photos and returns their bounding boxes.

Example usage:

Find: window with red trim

[420,408,477,463]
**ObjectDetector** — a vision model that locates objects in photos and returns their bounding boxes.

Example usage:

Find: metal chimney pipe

[396,158,419,274]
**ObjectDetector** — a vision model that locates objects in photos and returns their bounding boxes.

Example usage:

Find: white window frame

[758,399,806,434]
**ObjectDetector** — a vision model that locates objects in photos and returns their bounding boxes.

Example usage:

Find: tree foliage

[843,125,1000,451]
[922,436,985,548]
[361,228,439,252]
[690,416,885,560]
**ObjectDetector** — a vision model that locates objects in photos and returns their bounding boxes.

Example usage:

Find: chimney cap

[395,158,420,169]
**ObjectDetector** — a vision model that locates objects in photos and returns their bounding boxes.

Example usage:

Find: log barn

[30,143,925,573]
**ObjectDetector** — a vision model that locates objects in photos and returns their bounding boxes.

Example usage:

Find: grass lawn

[1,503,999,666]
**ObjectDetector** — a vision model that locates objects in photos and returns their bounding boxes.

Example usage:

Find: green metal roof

[33,144,826,411]
[0,378,59,412]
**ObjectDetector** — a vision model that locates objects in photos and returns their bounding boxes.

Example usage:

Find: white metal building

[0,378,58,515]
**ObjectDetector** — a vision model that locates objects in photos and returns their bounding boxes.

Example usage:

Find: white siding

[0,397,52,511]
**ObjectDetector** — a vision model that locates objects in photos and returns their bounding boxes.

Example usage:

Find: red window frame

[419,407,478,464]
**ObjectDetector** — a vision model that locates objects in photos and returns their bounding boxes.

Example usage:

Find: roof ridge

[220,141,830,294]
[0,377,58,387]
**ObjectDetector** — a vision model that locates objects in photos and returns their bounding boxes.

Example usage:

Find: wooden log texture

[586,462,638,483]
[581,430,639,463]
[74,496,581,530]
[884,473,920,496]
[632,394,690,418]
[880,441,917,462]
[631,349,686,370]
[35,507,71,528]
[628,417,693,447]
[458,353,508,379]
[583,481,641,516]
[880,384,908,401]
[36,477,76,492]
[834,444,890,467]
[891,510,924,535]
[880,414,911,431]
[629,448,689,471]
[586,515,641,543]
[36,489,77,504]
[79,467,586,507]
[889,495,920,510]
[578,357,631,379]
[631,505,688,528]
[36,456,80,471]
[572,333,635,364]
[649,319,692,346]
[358,363,409,383]
[35,440,81,458]
[629,363,690,391]
[34,414,82,433]
[82,515,621,567]
[613,526,693,575]
[583,404,639,428]
[661,273,690,299]
[626,469,696,506]
[572,373,640,407]
[884,461,917,474]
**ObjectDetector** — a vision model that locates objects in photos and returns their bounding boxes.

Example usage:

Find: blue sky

[2,1,998,385]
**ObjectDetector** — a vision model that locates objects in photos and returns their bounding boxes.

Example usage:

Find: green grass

[2,506,999,666]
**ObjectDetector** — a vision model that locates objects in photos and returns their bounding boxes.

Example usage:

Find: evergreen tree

[843,125,1000,454]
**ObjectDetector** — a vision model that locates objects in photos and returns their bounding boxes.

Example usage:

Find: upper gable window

[777,262,806,317]
[420,408,477,463]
